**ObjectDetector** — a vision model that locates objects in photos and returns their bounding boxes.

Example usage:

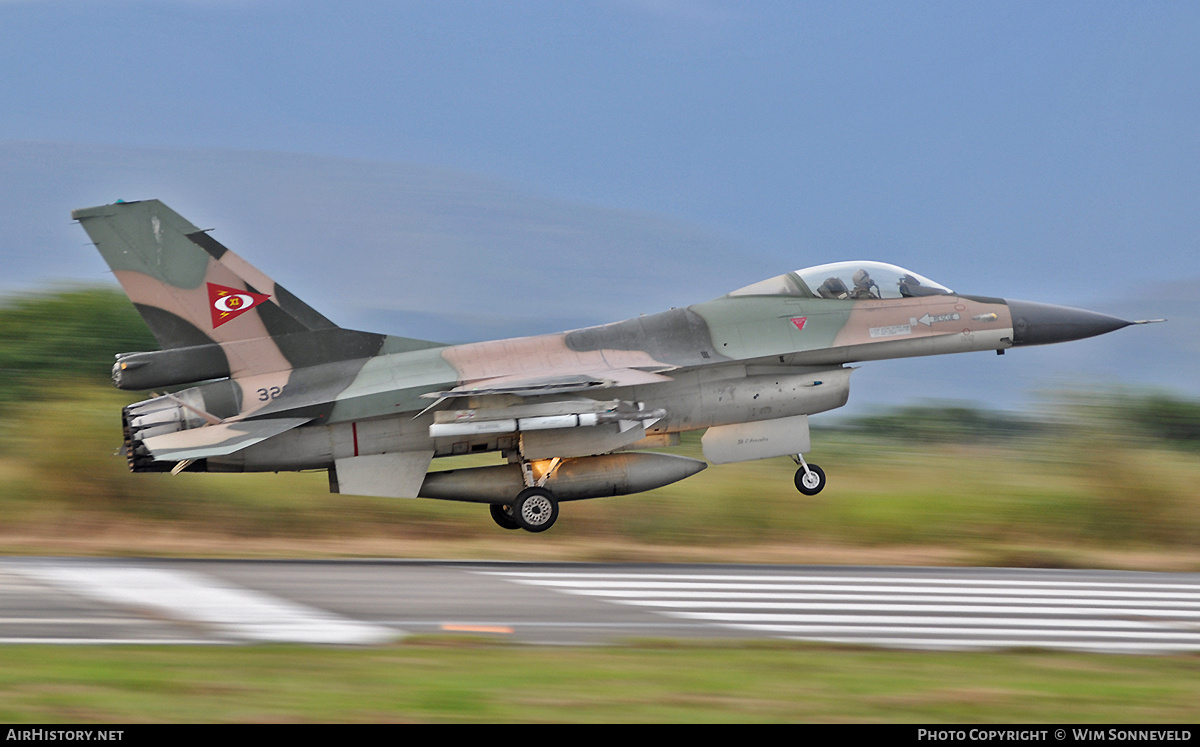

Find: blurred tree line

[840,396,1200,449]
[1050,389,1200,449]
[1128,395,1200,443]
[838,404,1044,442]
[0,287,156,409]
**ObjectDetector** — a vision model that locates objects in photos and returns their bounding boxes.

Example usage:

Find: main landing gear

[513,487,559,532]
[489,488,560,532]
[792,454,826,496]
[489,503,521,530]
[489,458,562,532]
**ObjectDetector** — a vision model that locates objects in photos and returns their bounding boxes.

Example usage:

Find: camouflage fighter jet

[72,200,1159,532]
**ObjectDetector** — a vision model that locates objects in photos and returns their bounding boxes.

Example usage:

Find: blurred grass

[2,381,1199,568]
[1,641,1198,723]
[1,288,1198,567]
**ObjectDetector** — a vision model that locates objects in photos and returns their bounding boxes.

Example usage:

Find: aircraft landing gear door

[701,413,826,494]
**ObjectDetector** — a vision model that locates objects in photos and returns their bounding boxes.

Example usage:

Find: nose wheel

[792,455,826,496]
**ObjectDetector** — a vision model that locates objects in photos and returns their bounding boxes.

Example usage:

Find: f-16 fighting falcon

[73,200,1160,532]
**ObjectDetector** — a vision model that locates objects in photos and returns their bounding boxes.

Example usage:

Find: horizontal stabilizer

[425,368,674,398]
[141,417,311,462]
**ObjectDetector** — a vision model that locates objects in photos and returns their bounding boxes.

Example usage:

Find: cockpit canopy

[727,261,954,300]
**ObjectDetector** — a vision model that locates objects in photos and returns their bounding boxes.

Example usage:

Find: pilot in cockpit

[850,268,880,299]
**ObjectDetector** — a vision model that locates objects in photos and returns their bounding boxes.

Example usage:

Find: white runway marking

[485,569,1200,654]
[6,560,398,645]
[492,571,1200,591]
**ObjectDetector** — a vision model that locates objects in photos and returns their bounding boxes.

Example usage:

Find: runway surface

[2,558,1199,654]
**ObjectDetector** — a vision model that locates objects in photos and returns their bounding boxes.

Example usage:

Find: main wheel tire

[513,487,559,533]
[490,503,521,530]
[794,463,827,495]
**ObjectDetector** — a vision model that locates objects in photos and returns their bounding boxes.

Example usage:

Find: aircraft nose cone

[1007,299,1132,346]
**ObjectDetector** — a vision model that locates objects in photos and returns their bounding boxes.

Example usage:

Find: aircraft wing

[424,368,674,399]
[139,418,312,462]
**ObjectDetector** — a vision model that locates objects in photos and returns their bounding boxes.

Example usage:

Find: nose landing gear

[792,454,826,495]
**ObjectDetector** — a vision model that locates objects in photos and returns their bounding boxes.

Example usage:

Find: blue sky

[5,2,1197,290]
[2,1,1197,408]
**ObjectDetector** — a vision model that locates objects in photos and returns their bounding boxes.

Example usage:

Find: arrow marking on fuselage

[912,312,961,327]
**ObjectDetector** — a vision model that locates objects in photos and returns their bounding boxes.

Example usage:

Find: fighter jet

[72,200,1159,532]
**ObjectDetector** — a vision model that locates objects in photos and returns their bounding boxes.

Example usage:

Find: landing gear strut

[792,454,826,496]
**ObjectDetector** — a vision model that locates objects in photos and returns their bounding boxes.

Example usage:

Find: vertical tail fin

[73,199,337,350]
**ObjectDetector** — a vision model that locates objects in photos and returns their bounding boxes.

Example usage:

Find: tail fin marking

[73,200,336,355]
